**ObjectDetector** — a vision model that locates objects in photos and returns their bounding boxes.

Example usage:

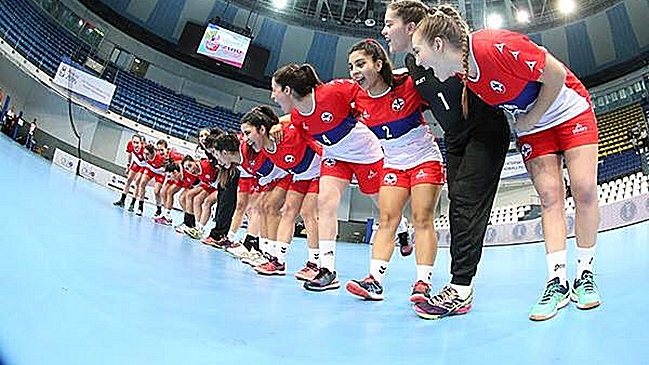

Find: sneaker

[409,280,432,304]
[225,242,250,259]
[414,285,473,320]
[241,250,268,266]
[254,257,286,276]
[294,261,320,281]
[154,216,173,226]
[201,236,218,246]
[345,276,384,300]
[135,207,143,216]
[571,270,601,310]
[398,232,413,257]
[213,237,235,250]
[304,267,340,292]
[529,277,570,321]
[154,208,163,218]
[127,203,135,213]
[186,227,203,240]
[113,199,125,207]
[174,223,189,234]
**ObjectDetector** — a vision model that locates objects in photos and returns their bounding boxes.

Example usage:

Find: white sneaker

[225,242,250,259]
[241,251,268,266]
[175,223,188,234]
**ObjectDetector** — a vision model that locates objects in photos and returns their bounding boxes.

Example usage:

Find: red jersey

[262,121,321,180]
[467,29,591,136]
[240,141,287,186]
[126,140,146,166]
[196,159,218,184]
[167,150,184,162]
[146,152,166,174]
[290,80,383,164]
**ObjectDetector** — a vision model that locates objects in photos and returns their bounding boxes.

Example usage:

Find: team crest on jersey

[490,80,506,94]
[321,112,334,123]
[391,98,406,111]
[323,158,336,167]
[284,154,295,163]
[520,143,533,160]
[383,173,397,185]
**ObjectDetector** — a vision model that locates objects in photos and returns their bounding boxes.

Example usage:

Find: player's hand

[514,112,537,132]
[124,168,129,175]
[269,124,284,143]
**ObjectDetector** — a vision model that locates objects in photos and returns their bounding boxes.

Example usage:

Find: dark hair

[213,133,241,154]
[210,127,225,137]
[387,0,432,25]
[131,134,142,142]
[348,39,394,87]
[415,5,470,118]
[144,144,155,155]
[164,160,180,173]
[156,139,168,148]
[240,105,279,136]
[181,155,194,165]
[273,64,323,99]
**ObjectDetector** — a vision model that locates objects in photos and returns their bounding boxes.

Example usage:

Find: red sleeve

[169,150,184,162]
[480,30,546,82]
[126,140,134,153]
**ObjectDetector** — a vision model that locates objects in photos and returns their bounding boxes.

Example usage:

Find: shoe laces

[413,281,430,293]
[579,272,596,293]
[429,285,458,307]
[539,281,560,304]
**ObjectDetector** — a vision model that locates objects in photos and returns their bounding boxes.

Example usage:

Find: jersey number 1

[437,92,451,111]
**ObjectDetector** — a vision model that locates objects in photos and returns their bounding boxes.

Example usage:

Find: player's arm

[516,53,566,131]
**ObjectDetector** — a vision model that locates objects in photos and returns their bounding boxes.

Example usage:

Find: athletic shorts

[320,157,383,195]
[143,167,165,184]
[200,182,217,194]
[261,174,292,193]
[381,160,446,189]
[129,161,143,174]
[517,108,599,162]
[288,178,319,195]
[238,177,259,194]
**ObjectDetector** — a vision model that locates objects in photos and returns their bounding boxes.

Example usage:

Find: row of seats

[597,103,645,158]
[434,204,533,229]
[0,0,242,140]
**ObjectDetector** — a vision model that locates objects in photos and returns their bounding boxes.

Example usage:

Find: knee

[379,210,401,229]
[570,182,598,208]
[235,200,247,212]
[412,211,434,231]
[537,188,564,211]
[282,200,301,218]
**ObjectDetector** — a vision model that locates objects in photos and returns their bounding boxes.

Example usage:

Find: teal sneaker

[529,277,570,321]
[571,270,601,309]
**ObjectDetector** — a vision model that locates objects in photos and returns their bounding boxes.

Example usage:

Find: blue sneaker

[345,276,384,300]
[529,277,570,321]
[571,270,601,309]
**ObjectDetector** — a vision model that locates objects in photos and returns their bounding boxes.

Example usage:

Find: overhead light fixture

[558,0,576,14]
[516,9,530,23]
[273,0,287,9]
[364,18,376,27]
[486,13,503,28]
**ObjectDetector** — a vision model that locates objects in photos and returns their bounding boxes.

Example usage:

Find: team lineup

[113,0,601,321]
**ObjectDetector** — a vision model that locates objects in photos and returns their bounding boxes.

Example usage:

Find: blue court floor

[1,133,648,365]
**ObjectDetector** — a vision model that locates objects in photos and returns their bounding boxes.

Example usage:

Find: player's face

[157,145,168,157]
[167,169,181,181]
[132,138,142,151]
[411,32,454,82]
[145,150,155,161]
[214,150,233,168]
[241,123,263,152]
[198,130,210,145]
[183,160,199,175]
[348,51,383,92]
[382,9,411,53]
[271,78,293,113]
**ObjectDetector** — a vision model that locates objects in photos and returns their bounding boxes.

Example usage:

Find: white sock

[234,227,247,242]
[576,245,596,279]
[319,240,336,272]
[227,231,236,241]
[276,241,290,264]
[416,265,433,284]
[369,259,389,284]
[449,283,472,299]
[308,248,320,265]
[546,250,567,283]
[397,216,408,234]
[196,223,204,232]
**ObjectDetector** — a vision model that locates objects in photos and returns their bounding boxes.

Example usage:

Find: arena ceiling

[228,0,623,37]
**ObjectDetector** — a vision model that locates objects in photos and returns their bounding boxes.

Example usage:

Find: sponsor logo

[383,173,397,185]
[554,263,566,272]
[367,170,378,180]
[490,80,506,94]
[391,98,406,111]
[415,76,426,86]
[525,60,537,72]
[378,265,387,275]
[321,112,334,123]
[509,50,520,60]
[494,43,505,53]
[572,123,588,135]
[284,154,295,163]
[415,169,428,180]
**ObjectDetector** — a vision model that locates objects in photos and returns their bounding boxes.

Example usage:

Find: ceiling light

[516,9,530,23]
[486,13,503,28]
[558,0,576,14]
